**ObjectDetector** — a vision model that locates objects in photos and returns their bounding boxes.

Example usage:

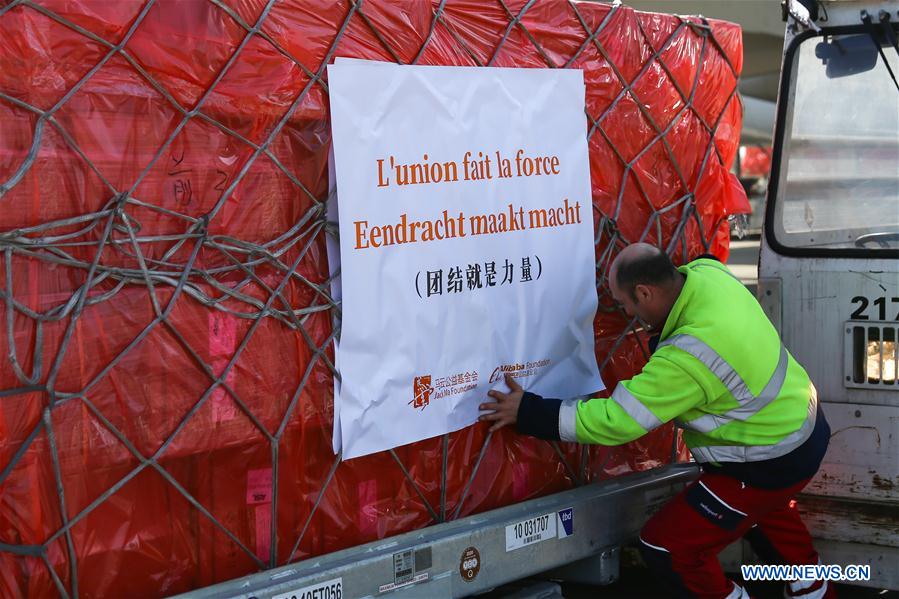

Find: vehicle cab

[760,0,899,588]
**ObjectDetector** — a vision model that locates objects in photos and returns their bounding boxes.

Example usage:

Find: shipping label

[270,577,342,599]
[505,513,557,551]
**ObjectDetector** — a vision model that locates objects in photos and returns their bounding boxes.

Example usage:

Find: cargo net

[0,0,746,596]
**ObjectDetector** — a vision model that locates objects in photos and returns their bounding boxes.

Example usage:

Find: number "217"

[851,296,899,321]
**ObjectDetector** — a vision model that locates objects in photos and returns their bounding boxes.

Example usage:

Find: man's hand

[479,373,524,433]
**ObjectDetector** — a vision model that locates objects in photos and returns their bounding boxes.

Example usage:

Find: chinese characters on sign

[416,256,541,298]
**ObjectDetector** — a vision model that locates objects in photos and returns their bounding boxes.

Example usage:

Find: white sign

[327,59,603,460]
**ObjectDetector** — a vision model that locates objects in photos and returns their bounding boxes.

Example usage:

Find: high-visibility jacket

[557,258,818,463]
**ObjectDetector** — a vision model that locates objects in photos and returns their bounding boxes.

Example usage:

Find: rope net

[0,0,747,595]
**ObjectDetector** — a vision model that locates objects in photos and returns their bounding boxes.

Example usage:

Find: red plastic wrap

[741,145,773,178]
[0,1,746,596]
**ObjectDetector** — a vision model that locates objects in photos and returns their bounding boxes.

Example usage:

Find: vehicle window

[774,31,899,251]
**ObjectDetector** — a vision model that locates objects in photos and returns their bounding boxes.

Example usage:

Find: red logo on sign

[412,375,434,410]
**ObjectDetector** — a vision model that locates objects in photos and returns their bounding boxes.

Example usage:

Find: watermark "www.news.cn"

[741,563,871,582]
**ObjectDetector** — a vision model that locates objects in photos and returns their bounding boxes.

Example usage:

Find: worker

[480,243,833,599]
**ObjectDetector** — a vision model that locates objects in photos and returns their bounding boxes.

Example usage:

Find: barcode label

[505,513,557,551]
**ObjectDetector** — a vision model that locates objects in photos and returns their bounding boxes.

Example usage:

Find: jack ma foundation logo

[411,371,480,411]
[411,375,434,410]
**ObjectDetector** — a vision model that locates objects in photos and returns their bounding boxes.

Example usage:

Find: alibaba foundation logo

[488,362,528,383]
[489,359,551,383]
[411,375,434,410]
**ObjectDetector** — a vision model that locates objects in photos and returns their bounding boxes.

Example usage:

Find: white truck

[183,1,899,596]
[757,0,899,590]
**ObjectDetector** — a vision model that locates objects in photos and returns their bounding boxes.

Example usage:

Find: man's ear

[634,283,652,303]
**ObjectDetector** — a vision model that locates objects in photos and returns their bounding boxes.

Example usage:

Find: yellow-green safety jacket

[558,258,818,463]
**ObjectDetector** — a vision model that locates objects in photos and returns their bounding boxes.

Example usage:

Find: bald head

[610,243,678,300]
[608,243,683,332]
